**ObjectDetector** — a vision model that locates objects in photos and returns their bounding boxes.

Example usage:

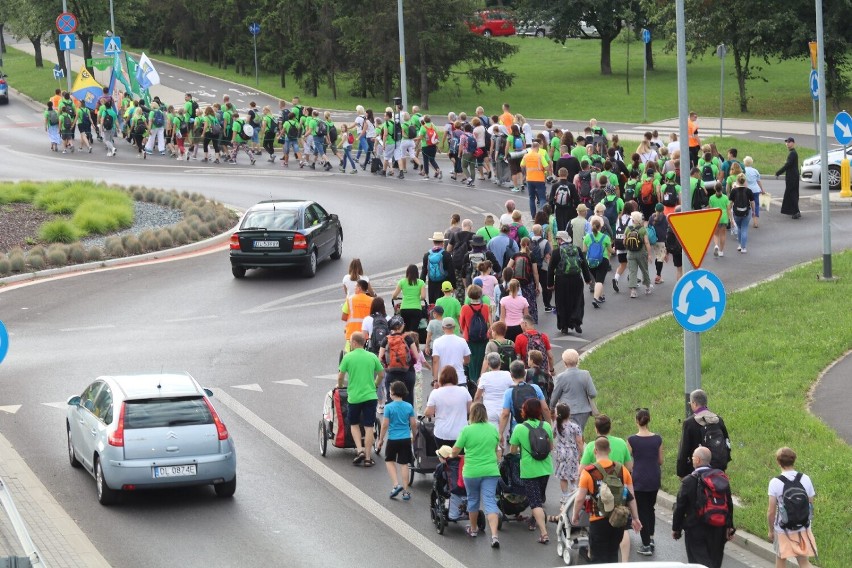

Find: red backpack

[383,334,412,372]
[640,178,656,205]
[694,469,731,527]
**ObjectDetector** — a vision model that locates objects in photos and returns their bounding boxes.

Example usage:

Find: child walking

[340,124,358,173]
[378,381,417,500]
[553,403,584,506]
[408,332,431,416]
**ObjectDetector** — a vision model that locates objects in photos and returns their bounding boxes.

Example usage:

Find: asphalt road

[2,79,851,566]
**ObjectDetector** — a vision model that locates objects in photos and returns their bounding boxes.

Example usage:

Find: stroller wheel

[497,514,503,531]
[318,420,328,457]
[562,546,573,565]
[476,512,486,531]
[435,508,446,535]
[408,464,416,487]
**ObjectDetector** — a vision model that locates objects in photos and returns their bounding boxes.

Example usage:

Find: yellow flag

[71,65,104,110]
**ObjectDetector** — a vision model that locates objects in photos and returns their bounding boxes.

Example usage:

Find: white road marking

[237,99,245,103]
[188,81,195,85]
[167,74,173,78]
[314,373,338,380]
[178,77,185,81]
[0,405,21,414]
[231,383,263,392]
[42,402,67,409]
[211,388,463,568]
[470,206,485,213]
[59,324,116,332]
[165,315,218,323]
[758,135,789,141]
[275,379,307,387]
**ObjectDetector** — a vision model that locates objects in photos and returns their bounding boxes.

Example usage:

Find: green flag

[112,52,133,95]
[124,53,143,98]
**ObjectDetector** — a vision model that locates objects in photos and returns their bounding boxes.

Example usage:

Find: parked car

[66,373,237,506]
[577,21,600,39]
[229,199,343,278]
[517,21,553,37]
[0,71,8,104]
[801,147,850,190]
[468,9,516,37]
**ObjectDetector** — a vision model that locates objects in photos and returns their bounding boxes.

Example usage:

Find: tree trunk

[82,34,94,75]
[0,24,6,54]
[600,36,613,75]
[280,65,286,88]
[29,37,44,67]
[330,66,337,99]
[645,41,654,71]
[55,40,67,76]
[360,75,367,99]
[383,67,391,102]
[419,35,428,109]
[732,45,748,113]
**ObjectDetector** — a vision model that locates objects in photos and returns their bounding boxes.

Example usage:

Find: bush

[87,247,103,261]
[196,223,211,238]
[27,254,45,270]
[39,219,82,243]
[28,245,45,258]
[47,248,68,267]
[68,243,87,263]
[73,200,134,234]
[0,182,40,204]
[104,237,125,257]
[133,190,145,201]
[189,230,200,241]
[124,235,143,255]
[9,253,25,272]
[157,230,174,248]
[141,233,159,251]
[144,189,156,202]
[0,258,10,276]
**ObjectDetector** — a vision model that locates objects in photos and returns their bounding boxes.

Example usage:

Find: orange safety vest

[523,151,546,182]
[344,292,373,340]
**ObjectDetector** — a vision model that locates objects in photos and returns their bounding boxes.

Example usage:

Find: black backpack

[389,121,402,142]
[286,121,300,140]
[328,123,338,143]
[315,120,327,137]
[407,122,417,139]
[102,112,114,131]
[578,171,593,200]
[521,421,551,460]
[662,182,678,207]
[367,314,389,354]
[701,421,731,471]
[491,339,516,371]
[702,163,715,182]
[692,183,709,210]
[777,473,811,530]
[62,114,74,130]
[190,99,199,117]
[732,187,751,217]
[467,305,488,342]
[511,382,537,424]
[80,110,91,128]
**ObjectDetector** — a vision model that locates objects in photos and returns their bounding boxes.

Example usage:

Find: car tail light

[229,234,241,250]
[122,485,136,490]
[108,402,126,447]
[293,234,307,250]
[203,397,229,440]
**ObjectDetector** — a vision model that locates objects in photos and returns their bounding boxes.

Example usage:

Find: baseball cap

[431,305,444,315]
[441,281,453,292]
[785,137,795,143]
[442,317,456,328]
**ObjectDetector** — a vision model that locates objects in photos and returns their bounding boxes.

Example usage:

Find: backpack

[777,473,811,530]
[603,195,619,227]
[578,171,593,200]
[586,233,605,268]
[553,183,572,207]
[449,133,460,154]
[510,382,538,424]
[152,110,165,128]
[525,367,553,399]
[328,123,338,143]
[524,332,549,373]
[640,179,656,205]
[62,114,74,130]
[466,251,486,282]
[178,116,189,136]
[623,181,637,203]
[347,132,355,145]
[665,225,682,254]
[694,469,731,527]
[589,462,628,527]
[530,237,545,267]
[315,120,327,138]
[558,244,582,276]
[248,109,259,127]
[48,110,60,126]
[287,121,300,140]
[133,118,146,136]
[426,126,438,146]
[80,110,91,128]
[407,122,417,139]
[591,127,607,154]
[702,163,716,183]
[512,253,533,283]
[662,182,678,207]
[467,304,488,342]
[389,121,401,142]
[624,226,643,252]
[233,120,247,141]
[646,225,658,245]
[102,112,114,131]
[507,224,521,246]
[368,314,389,354]
[211,120,223,136]
[190,100,199,117]
[591,155,603,171]
[427,249,447,281]
[383,334,412,372]
[614,216,628,250]
[491,339,516,371]
[732,187,751,217]
[590,187,606,207]
[692,183,709,210]
[521,421,551,460]
[513,136,523,150]
[701,421,731,470]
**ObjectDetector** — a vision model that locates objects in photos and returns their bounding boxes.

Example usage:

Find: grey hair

[486,352,502,369]
[690,389,708,407]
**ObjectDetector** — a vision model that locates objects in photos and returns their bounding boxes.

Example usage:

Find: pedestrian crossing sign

[104,36,122,55]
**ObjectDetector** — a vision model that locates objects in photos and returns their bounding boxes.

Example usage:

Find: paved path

[811,350,852,445]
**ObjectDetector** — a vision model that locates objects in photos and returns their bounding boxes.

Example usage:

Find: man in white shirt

[431,318,471,385]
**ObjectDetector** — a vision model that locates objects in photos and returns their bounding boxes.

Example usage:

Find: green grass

[582,251,852,568]
[123,35,847,122]
[1,47,65,106]
[38,219,82,243]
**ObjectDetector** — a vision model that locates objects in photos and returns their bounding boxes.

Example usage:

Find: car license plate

[253,240,278,248]
[153,464,197,478]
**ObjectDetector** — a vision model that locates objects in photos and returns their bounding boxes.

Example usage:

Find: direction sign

[833,110,852,145]
[103,36,122,55]
[56,12,78,34]
[59,33,76,51]
[672,269,726,333]
[87,57,113,71]
[0,320,8,365]
[642,29,651,44]
[668,208,722,269]
[810,70,819,101]
[248,22,261,36]
[53,66,65,79]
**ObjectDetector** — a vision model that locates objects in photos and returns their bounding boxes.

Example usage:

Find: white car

[800,147,852,190]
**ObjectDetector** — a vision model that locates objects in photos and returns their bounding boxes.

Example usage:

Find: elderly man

[499,199,516,228]
[549,349,597,431]
[676,389,731,477]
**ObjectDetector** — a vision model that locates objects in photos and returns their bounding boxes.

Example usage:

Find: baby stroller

[554,489,590,565]
[429,457,485,535]
[408,417,440,485]
[496,453,530,529]
[318,387,381,457]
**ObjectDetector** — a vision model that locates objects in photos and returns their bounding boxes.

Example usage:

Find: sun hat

[436,445,453,459]
[429,231,445,241]
[556,230,571,241]
[471,235,486,246]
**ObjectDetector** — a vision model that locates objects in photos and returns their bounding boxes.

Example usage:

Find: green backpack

[558,244,581,276]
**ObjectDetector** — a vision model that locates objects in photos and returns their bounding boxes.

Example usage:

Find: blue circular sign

[810,70,819,101]
[56,13,77,34]
[671,269,726,333]
[833,110,852,145]
[248,23,261,36]
[0,320,8,365]
[642,29,651,44]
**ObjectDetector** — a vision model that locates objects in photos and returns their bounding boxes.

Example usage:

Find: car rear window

[242,209,299,231]
[124,397,213,429]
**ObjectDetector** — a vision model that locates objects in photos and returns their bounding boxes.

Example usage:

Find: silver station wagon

[66,373,237,505]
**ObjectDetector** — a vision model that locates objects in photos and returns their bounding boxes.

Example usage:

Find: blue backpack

[428,249,447,281]
[466,133,477,153]
[586,233,605,268]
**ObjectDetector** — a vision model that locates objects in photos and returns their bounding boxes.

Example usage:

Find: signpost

[55,10,76,92]
[834,111,852,198]
[642,29,650,123]
[59,33,76,51]
[52,64,65,81]
[87,58,113,71]
[810,70,820,153]
[717,44,727,138]
[248,23,260,87]
[0,320,8,366]
[103,36,122,55]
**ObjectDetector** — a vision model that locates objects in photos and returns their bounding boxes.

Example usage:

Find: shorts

[652,242,667,262]
[589,258,611,282]
[78,124,91,134]
[61,130,75,140]
[524,474,549,509]
[347,399,378,427]
[312,135,326,155]
[384,143,402,162]
[284,139,300,155]
[773,528,817,559]
[509,157,522,175]
[400,139,416,159]
[617,252,627,264]
[384,438,413,464]
[670,249,683,268]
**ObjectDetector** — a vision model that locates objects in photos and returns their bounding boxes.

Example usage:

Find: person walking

[776,137,801,219]
[548,231,591,335]
[144,102,167,156]
[628,408,664,556]
[431,318,471,388]
[742,156,766,228]
[767,447,818,568]
[624,211,653,299]
[498,279,529,342]
[729,173,756,253]
[98,100,119,157]
[425,367,472,447]
[552,402,583,504]
[507,238,541,324]
[549,349,598,432]
[583,217,614,306]
[474,352,513,427]
[676,389,731,477]
[44,101,62,152]
[672,447,735,568]
[391,264,426,333]
[337,332,383,468]
[377,381,417,500]
[459,285,490,387]
[421,232,455,304]
[377,316,418,407]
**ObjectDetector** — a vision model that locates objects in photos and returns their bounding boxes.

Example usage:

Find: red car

[468,10,516,37]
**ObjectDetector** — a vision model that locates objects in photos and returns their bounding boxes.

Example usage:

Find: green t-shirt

[507,134,524,154]
[283,119,300,139]
[549,136,561,160]
[571,146,587,161]
[602,194,624,216]
[98,107,118,129]
[183,100,194,117]
[435,295,462,334]
[338,348,383,404]
[509,419,554,479]
[604,171,619,188]
[306,116,318,136]
[398,278,425,310]
[580,435,631,466]
[709,193,730,224]
[417,125,429,148]
[222,110,233,132]
[75,107,88,124]
[698,159,720,180]
[455,422,500,478]
[510,223,530,241]
[476,225,499,243]
[233,119,250,142]
[463,296,491,307]
[262,114,276,134]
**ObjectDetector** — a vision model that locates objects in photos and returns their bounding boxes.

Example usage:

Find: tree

[4,0,54,68]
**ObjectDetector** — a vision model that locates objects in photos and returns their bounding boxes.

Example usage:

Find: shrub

[9,253,25,272]
[206,220,219,234]
[189,230,200,241]
[104,237,125,257]
[141,233,159,251]
[28,245,45,258]
[27,254,45,270]
[68,243,87,263]
[73,201,134,234]
[144,189,156,202]
[47,248,68,267]
[124,235,143,255]
[0,258,10,276]
[157,230,174,248]
[87,247,103,262]
[0,182,40,204]
[217,214,233,231]
[39,219,82,243]
[197,223,211,238]
[133,190,145,201]
[173,230,189,246]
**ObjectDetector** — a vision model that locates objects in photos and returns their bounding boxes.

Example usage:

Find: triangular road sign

[668,209,722,269]
[105,38,119,53]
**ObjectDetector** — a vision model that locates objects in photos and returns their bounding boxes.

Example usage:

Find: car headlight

[804,158,820,166]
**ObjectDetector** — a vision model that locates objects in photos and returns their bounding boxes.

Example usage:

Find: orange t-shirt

[688,119,699,147]
[500,112,514,129]
[578,458,633,522]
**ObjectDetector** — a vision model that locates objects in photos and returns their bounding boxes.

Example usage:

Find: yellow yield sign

[668,209,722,269]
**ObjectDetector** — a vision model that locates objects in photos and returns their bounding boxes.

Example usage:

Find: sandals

[363,458,375,467]
[547,515,561,524]
[352,452,365,465]
[538,534,550,544]
[465,526,479,538]
[402,491,411,501]
[390,485,403,499]
[528,518,537,531]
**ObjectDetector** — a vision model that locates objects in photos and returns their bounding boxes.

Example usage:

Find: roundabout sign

[672,269,726,333]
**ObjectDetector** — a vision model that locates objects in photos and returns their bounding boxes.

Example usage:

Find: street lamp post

[717,44,726,138]
[397,0,407,111]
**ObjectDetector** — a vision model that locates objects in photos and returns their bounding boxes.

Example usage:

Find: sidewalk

[811,350,852,445]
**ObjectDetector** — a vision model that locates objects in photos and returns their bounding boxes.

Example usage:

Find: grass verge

[1,46,63,107]
[582,251,852,568]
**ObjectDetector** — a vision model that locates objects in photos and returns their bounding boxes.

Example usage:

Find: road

[2,64,851,567]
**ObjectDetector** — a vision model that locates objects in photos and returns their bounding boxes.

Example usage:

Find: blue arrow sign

[103,36,122,55]
[642,29,651,44]
[0,320,8,365]
[810,70,819,101]
[833,110,852,145]
[248,22,261,36]
[59,33,76,51]
[672,269,726,333]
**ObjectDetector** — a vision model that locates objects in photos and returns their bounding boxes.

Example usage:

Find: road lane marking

[211,388,462,568]
[41,402,67,409]
[314,374,338,380]
[231,383,263,392]
[165,315,218,323]
[0,405,21,414]
[59,324,116,332]
[274,379,307,387]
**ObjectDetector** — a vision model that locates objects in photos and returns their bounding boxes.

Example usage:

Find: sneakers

[713,245,719,257]
[350,169,357,174]
[491,536,500,549]
[402,491,411,501]
[511,186,521,193]
[612,279,620,293]
[741,248,747,254]
[630,290,638,299]
[645,286,653,295]
[737,245,742,252]
[389,485,403,499]
[637,545,653,556]
[718,251,724,257]
[591,298,601,309]
[654,275,663,285]
[399,172,405,179]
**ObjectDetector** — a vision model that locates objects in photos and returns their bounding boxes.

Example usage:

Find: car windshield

[242,209,299,231]
[124,397,213,429]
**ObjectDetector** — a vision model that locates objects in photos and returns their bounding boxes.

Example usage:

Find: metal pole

[109,0,116,36]
[253,34,259,87]
[719,44,724,138]
[812,99,819,153]
[397,0,407,111]
[815,0,832,279]
[61,0,72,93]
[676,0,700,417]
[642,36,647,123]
